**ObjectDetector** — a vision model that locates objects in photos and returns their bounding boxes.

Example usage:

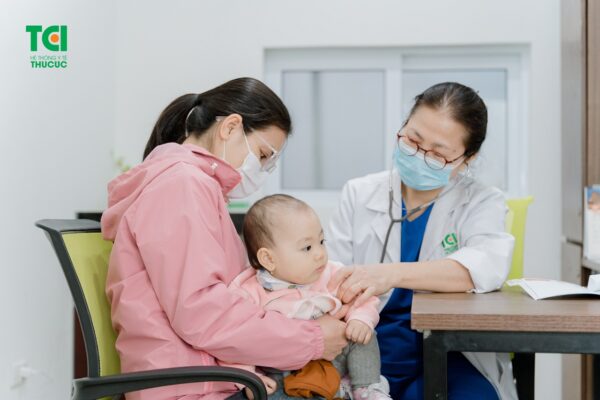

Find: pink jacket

[220,263,379,377]
[101,143,324,400]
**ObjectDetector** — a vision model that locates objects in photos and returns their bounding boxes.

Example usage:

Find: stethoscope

[379,166,470,263]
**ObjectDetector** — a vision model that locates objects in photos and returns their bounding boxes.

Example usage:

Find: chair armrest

[72,366,266,400]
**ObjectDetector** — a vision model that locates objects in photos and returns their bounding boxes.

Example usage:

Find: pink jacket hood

[101,143,240,240]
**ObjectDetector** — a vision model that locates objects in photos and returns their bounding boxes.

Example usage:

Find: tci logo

[26,25,68,69]
[26,25,68,52]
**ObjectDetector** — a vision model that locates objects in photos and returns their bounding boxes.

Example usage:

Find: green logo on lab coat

[441,233,459,255]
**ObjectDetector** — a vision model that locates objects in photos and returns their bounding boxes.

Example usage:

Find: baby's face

[267,208,328,285]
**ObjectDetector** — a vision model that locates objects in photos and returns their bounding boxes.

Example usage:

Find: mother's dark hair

[144,77,292,159]
[406,82,488,158]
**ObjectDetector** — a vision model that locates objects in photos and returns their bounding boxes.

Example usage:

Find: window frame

[263,45,529,212]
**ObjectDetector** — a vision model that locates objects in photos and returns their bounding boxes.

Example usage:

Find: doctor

[327,82,517,399]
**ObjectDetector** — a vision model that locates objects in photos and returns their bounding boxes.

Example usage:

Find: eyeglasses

[216,116,284,172]
[252,132,284,172]
[397,133,464,170]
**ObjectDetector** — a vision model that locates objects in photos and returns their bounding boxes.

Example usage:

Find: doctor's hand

[316,314,348,361]
[329,265,394,307]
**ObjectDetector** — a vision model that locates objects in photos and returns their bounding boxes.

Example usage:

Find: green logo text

[26,25,68,69]
[26,25,67,51]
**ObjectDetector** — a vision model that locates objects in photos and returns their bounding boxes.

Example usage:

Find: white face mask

[226,134,270,199]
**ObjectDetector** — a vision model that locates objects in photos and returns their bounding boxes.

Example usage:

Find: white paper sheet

[506,277,600,300]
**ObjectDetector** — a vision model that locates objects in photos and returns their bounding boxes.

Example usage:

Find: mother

[101,78,347,400]
[327,83,517,399]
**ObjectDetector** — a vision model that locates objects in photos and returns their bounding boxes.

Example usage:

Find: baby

[222,194,391,400]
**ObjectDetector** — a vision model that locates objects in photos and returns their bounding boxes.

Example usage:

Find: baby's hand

[245,375,277,399]
[345,319,373,344]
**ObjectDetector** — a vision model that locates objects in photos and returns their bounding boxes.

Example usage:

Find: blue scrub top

[375,200,433,396]
[375,201,498,400]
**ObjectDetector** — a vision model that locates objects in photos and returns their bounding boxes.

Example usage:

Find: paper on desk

[506,275,600,300]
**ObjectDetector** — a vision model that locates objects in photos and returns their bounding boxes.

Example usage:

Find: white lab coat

[326,169,518,400]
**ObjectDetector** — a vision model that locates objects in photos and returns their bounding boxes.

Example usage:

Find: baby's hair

[243,194,311,269]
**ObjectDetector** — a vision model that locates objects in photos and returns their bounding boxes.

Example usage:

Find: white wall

[1,1,562,399]
[112,1,561,398]
[0,1,116,399]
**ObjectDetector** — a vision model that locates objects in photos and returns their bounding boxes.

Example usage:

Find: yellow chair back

[62,231,120,377]
[505,196,534,280]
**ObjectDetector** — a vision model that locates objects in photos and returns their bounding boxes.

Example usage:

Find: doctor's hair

[243,194,311,269]
[405,82,488,158]
[143,77,292,159]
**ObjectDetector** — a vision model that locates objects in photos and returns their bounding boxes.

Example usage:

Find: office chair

[505,196,534,400]
[506,196,534,281]
[36,219,266,400]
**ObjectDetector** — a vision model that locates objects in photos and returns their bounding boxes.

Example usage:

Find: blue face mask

[393,147,454,191]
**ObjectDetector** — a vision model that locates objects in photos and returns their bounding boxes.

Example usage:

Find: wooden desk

[411,289,600,400]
